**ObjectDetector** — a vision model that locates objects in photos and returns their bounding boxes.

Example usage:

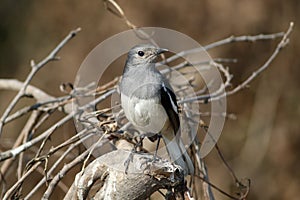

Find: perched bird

[119,44,194,175]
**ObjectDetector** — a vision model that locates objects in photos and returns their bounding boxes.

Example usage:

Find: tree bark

[64,149,185,200]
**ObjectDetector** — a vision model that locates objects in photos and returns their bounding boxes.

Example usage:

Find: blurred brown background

[0,0,299,199]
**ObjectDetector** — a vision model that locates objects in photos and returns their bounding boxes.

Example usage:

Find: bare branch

[223,22,294,98]
[0,79,54,101]
[159,32,285,66]
[0,113,73,162]
[41,147,91,200]
[2,162,41,200]
[0,87,115,162]
[0,111,41,184]
[24,133,95,199]
[180,22,294,104]
[0,28,81,136]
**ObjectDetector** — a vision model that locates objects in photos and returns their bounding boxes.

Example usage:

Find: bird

[119,44,194,175]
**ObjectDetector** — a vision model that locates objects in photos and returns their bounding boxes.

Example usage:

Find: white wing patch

[162,82,178,114]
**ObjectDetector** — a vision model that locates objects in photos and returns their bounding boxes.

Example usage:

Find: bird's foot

[123,135,146,174]
[139,154,160,170]
[124,149,134,174]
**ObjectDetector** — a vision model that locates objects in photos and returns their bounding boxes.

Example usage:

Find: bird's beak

[157,48,168,54]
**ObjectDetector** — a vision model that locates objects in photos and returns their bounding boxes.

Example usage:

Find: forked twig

[0,28,81,136]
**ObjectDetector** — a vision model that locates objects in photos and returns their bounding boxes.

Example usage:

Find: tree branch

[64,149,186,200]
[0,28,81,136]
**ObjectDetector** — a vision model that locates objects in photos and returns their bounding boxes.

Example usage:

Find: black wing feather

[160,83,180,135]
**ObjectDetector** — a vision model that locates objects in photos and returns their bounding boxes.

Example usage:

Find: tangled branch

[0,1,293,199]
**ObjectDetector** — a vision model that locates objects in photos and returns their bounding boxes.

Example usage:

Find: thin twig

[17,111,40,180]
[80,130,107,174]
[0,79,54,102]
[223,22,293,99]
[0,111,41,184]
[103,0,163,49]
[0,88,114,162]
[180,22,294,103]
[195,175,240,200]
[41,148,91,199]
[24,133,94,200]
[0,113,74,162]
[0,28,81,136]
[2,162,41,200]
[159,32,285,66]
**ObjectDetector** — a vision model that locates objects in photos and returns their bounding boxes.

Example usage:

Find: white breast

[121,94,168,133]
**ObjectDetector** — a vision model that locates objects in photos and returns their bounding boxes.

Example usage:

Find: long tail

[162,132,194,175]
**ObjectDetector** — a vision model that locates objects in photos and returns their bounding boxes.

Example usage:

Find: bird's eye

[138,51,144,57]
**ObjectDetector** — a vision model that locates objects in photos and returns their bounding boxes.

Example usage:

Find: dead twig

[0,28,81,136]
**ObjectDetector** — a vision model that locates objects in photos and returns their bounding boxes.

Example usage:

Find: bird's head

[126,44,167,66]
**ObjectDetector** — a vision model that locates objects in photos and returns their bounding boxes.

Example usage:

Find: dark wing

[160,82,180,135]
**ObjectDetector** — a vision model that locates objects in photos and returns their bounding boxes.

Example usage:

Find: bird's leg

[140,133,161,163]
[124,149,134,174]
[153,133,162,162]
[138,133,163,172]
[124,134,146,174]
